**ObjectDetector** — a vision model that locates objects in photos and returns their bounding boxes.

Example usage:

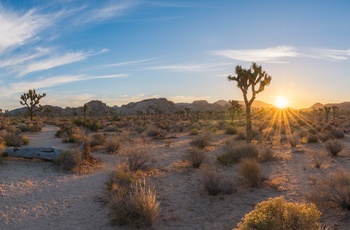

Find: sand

[1,125,350,229]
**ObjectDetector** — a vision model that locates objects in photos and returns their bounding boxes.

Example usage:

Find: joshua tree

[228,100,242,121]
[332,106,339,120]
[20,89,46,121]
[228,63,271,143]
[324,106,331,122]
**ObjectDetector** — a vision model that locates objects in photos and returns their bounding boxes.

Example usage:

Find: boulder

[5,147,63,161]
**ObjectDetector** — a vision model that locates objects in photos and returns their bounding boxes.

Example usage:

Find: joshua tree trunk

[245,105,252,142]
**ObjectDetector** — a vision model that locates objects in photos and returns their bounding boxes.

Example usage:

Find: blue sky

[1,0,350,109]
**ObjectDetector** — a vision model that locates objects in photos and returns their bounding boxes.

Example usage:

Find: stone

[5,146,63,161]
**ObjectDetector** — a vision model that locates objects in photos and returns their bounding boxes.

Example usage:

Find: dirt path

[0,125,120,230]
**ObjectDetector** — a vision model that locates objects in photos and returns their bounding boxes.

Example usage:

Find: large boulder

[5,147,63,161]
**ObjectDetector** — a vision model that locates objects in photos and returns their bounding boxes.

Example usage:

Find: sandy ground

[1,125,350,229]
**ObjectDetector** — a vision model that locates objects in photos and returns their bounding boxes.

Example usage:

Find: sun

[275,96,288,109]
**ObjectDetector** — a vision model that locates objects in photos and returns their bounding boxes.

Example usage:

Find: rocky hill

[117,98,178,115]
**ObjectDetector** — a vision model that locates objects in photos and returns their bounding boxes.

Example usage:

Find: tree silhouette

[20,89,46,121]
[228,63,271,142]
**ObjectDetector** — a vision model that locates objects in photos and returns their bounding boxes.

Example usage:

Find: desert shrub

[201,169,234,196]
[17,123,30,132]
[0,127,22,147]
[324,139,343,156]
[225,125,237,135]
[287,134,300,147]
[56,149,83,171]
[259,148,276,162]
[309,151,326,168]
[307,133,319,143]
[217,142,259,165]
[236,131,247,140]
[106,162,144,194]
[103,125,120,132]
[125,148,151,171]
[189,128,199,135]
[239,158,262,187]
[183,147,206,168]
[105,137,121,155]
[238,196,321,230]
[90,133,106,147]
[146,127,165,139]
[21,135,30,145]
[190,132,211,149]
[331,128,345,139]
[109,180,160,228]
[311,170,350,211]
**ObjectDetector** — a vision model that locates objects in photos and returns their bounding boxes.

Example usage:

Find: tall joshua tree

[228,63,271,143]
[20,89,46,121]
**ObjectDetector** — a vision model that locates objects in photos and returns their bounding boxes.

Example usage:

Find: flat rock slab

[5,147,63,161]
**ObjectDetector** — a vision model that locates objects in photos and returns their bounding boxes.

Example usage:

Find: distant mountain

[117,98,178,114]
[306,102,350,112]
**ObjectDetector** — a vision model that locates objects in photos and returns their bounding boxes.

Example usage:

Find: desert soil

[1,125,350,229]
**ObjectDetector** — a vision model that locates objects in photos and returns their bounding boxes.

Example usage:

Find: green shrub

[239,158,262,187]
[238,197,321,230]
[217,142,259,165]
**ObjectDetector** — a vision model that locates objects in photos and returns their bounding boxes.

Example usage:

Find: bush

[109,180,160,228]
[225,125,238,135]
[190,132,211,149]
[307,133,319,143]
[311,170,350,211]
[259,148,276,162]
[287,134,300,147]
[106,137,121,155]
[201,169,234,196]
[0,127,22,147]
[238,197,321,230]
[125,148,151,171]
[56,149,83,171]
[146,127,164,138]
[331,128,345,139]
[90,133,106,147]
[239,158,262,187]
[183,147,206,168]
[309,151,326,168]
[217,142,259,165]
[324,139,343,156]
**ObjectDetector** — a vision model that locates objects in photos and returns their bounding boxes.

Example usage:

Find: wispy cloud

[214,46,299,63]
[18,49,108,76]
[8,74,126,94]
[0,8,51,52]
[307,48,350,61]
[104,58,156,67]
[146,62,231,72]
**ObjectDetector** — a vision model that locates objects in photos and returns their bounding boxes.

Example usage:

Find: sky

[1,0,350,110]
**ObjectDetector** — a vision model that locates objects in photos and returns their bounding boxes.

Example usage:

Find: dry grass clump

[146,127,164,139]
[106,163,159,228]
[189,128,199,135]
[183,147,206,168]
[331,128,345,139]
[109,179,160,228]
[0,127,26,147]
[259,148,276,162]
[105,137,121,155]
[225,125,237,135]
[90,133,106,147]
[310,170,350,211]
[201,169,234,196]
[55,148,100,174]
[324,139,343,156]
[217,142,259,165]
[238,196,321,230]
[287,134,300,147]
[307,133,319,143]
[309,151,326,168]
[239,158,262,187]
[124,147,151,171]
[190,132,211,149]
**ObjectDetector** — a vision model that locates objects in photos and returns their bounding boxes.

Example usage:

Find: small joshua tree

[228,63,271,143]
[324,106,331,122]
[20,89,46,121]
[228,100,242,121]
